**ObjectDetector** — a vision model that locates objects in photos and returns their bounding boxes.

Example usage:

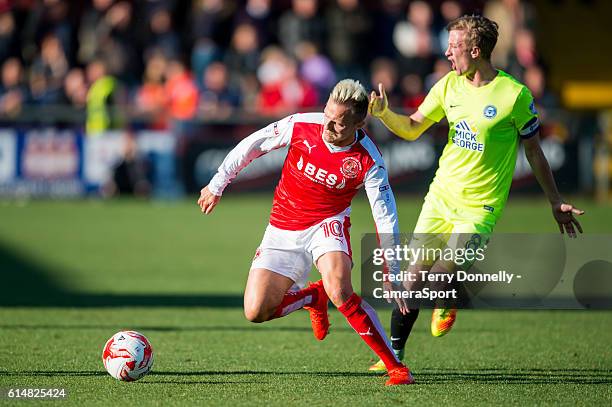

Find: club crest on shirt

[340,157,361,179]
[483,105,497,119]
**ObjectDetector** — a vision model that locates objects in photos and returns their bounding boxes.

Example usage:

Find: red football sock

[338,293,402,370]
[271,285,318,319]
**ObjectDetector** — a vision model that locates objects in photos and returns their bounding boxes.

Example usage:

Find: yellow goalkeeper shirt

[418,70,539,215]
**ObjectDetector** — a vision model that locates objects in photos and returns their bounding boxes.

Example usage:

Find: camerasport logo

[340,157,361,179]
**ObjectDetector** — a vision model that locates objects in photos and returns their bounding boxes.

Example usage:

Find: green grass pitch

[1,195,611,405]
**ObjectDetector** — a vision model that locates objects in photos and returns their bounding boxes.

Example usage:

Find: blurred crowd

[0,0,558,131]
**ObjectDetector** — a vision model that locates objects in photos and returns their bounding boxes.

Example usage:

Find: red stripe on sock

[338,293,402,370]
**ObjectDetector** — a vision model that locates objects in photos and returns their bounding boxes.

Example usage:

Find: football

[102,331,154,381]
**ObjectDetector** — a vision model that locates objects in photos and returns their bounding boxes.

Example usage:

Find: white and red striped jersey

[208,112,399,236]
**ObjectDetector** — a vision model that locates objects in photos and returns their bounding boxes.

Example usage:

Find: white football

[102,331,154,381]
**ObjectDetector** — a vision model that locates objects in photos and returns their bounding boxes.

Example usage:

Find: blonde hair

[447,15,499,60]
[329,79,369,121]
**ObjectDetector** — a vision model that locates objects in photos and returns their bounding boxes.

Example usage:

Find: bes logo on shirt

[297,155,340,187]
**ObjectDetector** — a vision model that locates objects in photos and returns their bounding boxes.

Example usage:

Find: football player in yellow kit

[368,15,584,371]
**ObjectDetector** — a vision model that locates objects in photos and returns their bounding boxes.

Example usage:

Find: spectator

[393,1,436,55]
[278,0,325,59]
[233,0,274,48]
[61,67,88,108]
[190,0,237,50]
[29,33,69,104]
[199,61,241,119]
[295,41,336,100]
[103,132,151,198]
[393,0,437,78]
[190,0,237,84]
[506,27,538,80]
[0,8,17,63]
[146,6,181,60]
[223,22,260,89]
[191,38,219,90]
[324,0,372,81]
[0,57,26,116]
[33,0,73,58]
[135,52,169,130]
[484,0,536,68]
[97,1,140,85]
[77,0,114,65]
[86,59,125,135]
[165,58,199,123]
[256,46,317,116]
[372,0,405,59]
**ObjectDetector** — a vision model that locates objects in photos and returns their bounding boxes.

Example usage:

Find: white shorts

[251,208,352,288]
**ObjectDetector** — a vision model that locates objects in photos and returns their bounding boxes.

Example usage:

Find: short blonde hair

[329,79,368,121]
[447,15,499,60]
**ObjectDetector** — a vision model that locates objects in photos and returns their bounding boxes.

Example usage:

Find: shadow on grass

[0,370,108,377]
[2,368,612,384]
[0,242,243,307]
[139,380,260,385]
[414,367,612,385]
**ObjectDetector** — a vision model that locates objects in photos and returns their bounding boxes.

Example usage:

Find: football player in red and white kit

[197,79,413,385]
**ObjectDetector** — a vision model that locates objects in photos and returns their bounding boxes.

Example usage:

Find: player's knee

[243,304,271,323]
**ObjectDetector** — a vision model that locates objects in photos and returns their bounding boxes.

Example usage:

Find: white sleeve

[364,161,401,276]
[207,114,295,195]
[364,163,399,235]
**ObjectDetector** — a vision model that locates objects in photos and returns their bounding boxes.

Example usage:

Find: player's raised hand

[369,83,388,118]
[552,202,584,238]
[197,185,221,214]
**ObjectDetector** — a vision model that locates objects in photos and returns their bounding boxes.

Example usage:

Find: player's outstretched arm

[523,134,584,237]
[196,114,294,215]
[369,83,434,141]
[197,186,221,214]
